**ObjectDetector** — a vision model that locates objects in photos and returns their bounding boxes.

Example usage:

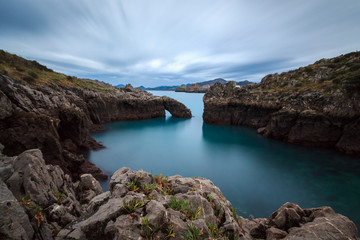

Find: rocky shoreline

[203,52,360,156]
[0,73,191,181]
[1,147,358,239]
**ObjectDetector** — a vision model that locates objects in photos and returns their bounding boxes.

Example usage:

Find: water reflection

[202,122,360,226]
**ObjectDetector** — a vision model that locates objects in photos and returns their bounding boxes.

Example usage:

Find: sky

[1,0,360,87]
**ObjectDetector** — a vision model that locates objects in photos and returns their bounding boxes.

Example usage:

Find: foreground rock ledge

[0,148,358,240]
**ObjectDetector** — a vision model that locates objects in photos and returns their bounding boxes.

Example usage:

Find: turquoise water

[88,91,360,228]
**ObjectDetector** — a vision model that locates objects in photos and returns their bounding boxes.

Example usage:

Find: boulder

[77,174,103,204]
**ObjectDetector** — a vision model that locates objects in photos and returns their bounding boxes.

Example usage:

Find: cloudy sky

[1,0,360,87]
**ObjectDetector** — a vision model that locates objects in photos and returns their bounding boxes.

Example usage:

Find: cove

[88,90,360,228]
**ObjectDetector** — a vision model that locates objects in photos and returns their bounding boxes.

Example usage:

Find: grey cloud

[1,0,360,87]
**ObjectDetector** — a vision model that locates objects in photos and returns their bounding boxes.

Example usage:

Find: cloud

[1,0,360,87]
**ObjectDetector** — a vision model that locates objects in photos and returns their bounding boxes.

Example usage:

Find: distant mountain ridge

[118,78,253,92]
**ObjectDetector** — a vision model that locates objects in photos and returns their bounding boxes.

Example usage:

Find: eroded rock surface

[57,167,359,240]
[0,147,358,239]
[0,148,102,239]
[0,72,191,180]
[162,96,192,118]
[203,52,360,155]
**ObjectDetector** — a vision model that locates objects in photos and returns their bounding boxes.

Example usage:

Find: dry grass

[0,49,115,93]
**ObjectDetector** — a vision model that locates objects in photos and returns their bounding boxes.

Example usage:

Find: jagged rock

[0,71,192,180]
[247,203,359,240]
[0,148,358,240]
[268,202,305,230]
[87,191,111,212]
[0,180,34,240]
[203,52,360,156]
[58,168,243,240]
[266,227,287,239]
[57,168,359,239]
[0,90,13,120]
[286,210,358,239]
[77,174,103,204]
[1,148,102,238]
[0,145,14,182]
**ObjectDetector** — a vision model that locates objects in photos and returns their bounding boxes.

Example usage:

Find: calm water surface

[88,91,360,227]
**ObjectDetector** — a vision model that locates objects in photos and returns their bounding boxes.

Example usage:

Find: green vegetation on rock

[0,49,115,92]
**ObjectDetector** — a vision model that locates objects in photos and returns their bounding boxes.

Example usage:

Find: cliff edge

[203,52,360,155]
[0,50,191,180]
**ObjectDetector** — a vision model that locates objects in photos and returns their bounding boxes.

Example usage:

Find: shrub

[28,71,38,79]
[184,223,203,240]
[52,190,65,203]
[169,196,202,220]
[206,222,222,238]
[15,66,24,72]
[142,183,157,195]
[122,198,144,213]
[18,196,45,227]
[141,217,159,239]
[305,67,314,73]
[154,173,173,195]
[232,207,242,227]
[126,178,140,192]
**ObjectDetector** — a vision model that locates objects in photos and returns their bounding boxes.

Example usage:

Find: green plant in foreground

[232,207,242,227]
[126,178,140,192]
[142,183,157,195]
[164,225,175,239]
[184,223,203,240]
[122,198,144,213]
[154,173,173,195]
[206,222,222,238]
[214,205,223,217]
[169,196,202,220]
[18,196,45,227]
[205,194,214,203]
[52,190,65,203]
[141,217,159,240]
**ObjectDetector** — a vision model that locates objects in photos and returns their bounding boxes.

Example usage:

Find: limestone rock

[1,148,102,236]
[57,168,359,239]
[58,168,243,239]
[0,71,192,181]
[0,180,34,240]
[162,96,192,118]
[203,52,360,156]
[77,174,103,204]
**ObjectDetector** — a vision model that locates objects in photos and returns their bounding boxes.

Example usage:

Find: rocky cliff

[0,147,358,240]
[203,52,360,155]
[0,50,191,180]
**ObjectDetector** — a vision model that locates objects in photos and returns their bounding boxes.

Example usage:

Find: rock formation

[203,52,360,155]
[0,50,192,180]
[0,147,358,239]
[162,96,192,118]
[0,145,102,239]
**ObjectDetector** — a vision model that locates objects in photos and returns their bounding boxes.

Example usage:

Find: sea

[87,90,360,228]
